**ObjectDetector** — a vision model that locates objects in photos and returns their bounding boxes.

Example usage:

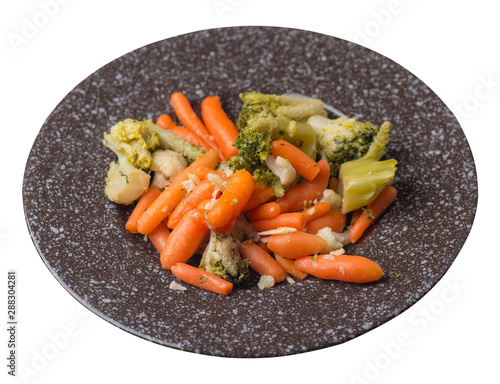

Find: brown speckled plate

[23,26,477,357]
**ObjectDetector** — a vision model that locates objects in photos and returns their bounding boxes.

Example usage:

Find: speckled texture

[23,26,477,357]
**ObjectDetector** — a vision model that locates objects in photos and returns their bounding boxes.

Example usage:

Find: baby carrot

[201,95,239,159]
[271,139,320,181]
[207,169,254,228]
[167,124,213,151]
[306,209,347,235]
[303,202,331,223]
[148,220,170,253]
[295,254,384,283]
[167,179,218,229]
[156,114,175,129]
[215,217,237,235]
[239,240,286,283]
[267,231,327,259]
[251,212,306,232]
[349,186,397,243]
[274,255,308,280]
[125,187,161,233]
[160,209,208,270]
[170,92,211,140]
[242,182,276,211]
[137,149,219,235]
[246,202,281,221]
[171,263,233,295]
[276,159,330,213]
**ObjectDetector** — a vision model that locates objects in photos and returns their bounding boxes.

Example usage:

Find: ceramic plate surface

[23,26,477,357]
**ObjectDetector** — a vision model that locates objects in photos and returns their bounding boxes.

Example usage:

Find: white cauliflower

[150,149,187,190]
[316,227,347,253]
[319,189,342,210]
[266,154,297,186]
[104,160,150,205]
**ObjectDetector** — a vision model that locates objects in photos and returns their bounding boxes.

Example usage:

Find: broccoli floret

[103,118,160,170]
[199,232,249,286]
[307,115,379,177]
[338,121,397,214]
[226,92,323,196]
[102,118,206,204]
[237,91,327,130]
[102,119,160,205]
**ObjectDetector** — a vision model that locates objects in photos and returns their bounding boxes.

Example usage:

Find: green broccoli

[199,231,249,286]
[237,91,327,129]
[337,121,397,214]
[102,118,160,205]
[102,118,205,205]
[307,115,379,178]
[225,92,324,196]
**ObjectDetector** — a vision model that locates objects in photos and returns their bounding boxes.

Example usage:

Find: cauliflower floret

[316,227,345,253]
[319,189,342,210]
[150,149,188,190]
[257,275,275,290]
[104,160,150,205]
[265,154,297,186]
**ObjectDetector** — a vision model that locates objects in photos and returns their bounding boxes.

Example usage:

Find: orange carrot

[295,254,384,283]
[171,263,233,295]
[267,231,327,259]
[137,149,219,235]
[276,159,330,213]
[170,92,211,140]
[246,202,281,221]
[156,113,175,129]
[125,187,162,233]
[303,202,331,223]
[306,209,347,235]
[148,220,171,253]
[201,95,239,159]
[271,139,320,181]
[251,212,306,232]
[239,240,286,283]
[168,124,213,151]
[160,209,209,270]
[274,255,308,280]
[207,169,254,228]
[215,217,236,235]
[167,179,218,229]
[349,186,398,243]
[242,182,276,211]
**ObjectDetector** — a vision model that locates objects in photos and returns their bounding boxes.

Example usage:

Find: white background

[1,1,498,383]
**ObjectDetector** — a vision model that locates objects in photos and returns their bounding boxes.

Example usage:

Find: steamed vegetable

[224,92,325,196]
[337,121,397,214]
[199,231,250,286]
[102,118,160,204]
[307,115,379,177]
[102,118,205,204]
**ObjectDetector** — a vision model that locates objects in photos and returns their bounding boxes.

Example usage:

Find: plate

[22,26,477,357]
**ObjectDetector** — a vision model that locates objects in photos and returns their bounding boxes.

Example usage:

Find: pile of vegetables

[102,91,398,295]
